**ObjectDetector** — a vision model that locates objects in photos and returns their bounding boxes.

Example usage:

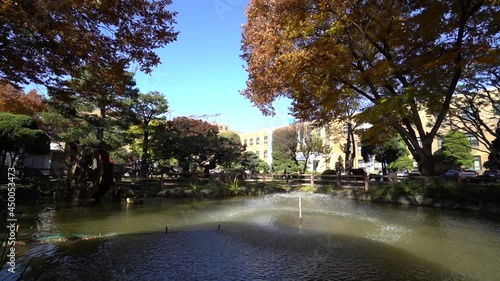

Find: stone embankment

[333,189,500,214]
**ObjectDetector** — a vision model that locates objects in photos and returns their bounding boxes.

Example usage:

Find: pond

[3,193,500,280]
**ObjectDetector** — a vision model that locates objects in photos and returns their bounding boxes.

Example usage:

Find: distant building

[238,129,273,166]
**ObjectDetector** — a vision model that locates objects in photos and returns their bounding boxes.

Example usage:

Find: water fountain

[4,193,500,280]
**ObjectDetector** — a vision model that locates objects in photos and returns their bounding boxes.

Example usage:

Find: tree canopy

[129,91,169,176]
[272,125,299,172]
[0,83,46,116]
[241,0,499,175]
[153,117,242,173]
[295,122,325,173]
[0,0,178,88]
[441,130,473,168]
[0,112,50,169]
[361,136,408,174]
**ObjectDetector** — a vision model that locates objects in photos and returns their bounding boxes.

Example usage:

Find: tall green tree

[0,1,178,88]
[441,131,473,168]
[271,126,299,172]
[361,137,408,175]
[153,117,221,173]
[241,0,499,176]
[49,70,139,143]
[129,91,169,176]
[218,132,244,170]
[295,122,325,173]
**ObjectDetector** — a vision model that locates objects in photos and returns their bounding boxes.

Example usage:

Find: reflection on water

[3,193,500,281]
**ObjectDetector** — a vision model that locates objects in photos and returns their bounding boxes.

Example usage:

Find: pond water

[3,193,500,280]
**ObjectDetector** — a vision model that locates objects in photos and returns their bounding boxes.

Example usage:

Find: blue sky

[133,0,293,133]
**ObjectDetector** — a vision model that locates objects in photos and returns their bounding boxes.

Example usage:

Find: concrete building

[238,129,273,166]
[235,104,498,174]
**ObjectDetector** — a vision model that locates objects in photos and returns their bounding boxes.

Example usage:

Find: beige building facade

[236,108,497,174]
[238,129,273,166]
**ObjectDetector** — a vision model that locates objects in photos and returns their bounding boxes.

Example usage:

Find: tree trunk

[344,123,353,175]
[140,128,150,177]
[0,150,6,181]
[302,156,310,174]
[416,139,435,176]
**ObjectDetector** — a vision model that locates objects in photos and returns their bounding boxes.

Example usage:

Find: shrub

[321,169,336,181]
[300,185,317,193]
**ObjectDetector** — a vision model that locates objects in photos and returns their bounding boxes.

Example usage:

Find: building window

[461,107,476,121]
[358,160,365,168]
[256,137,260,145]
[250,138,253,145]
[264,136,268,144]
[263,150,268,159]
[357,142,362,152]
[466,134,479,147]
[256,151,259,157]
[471,155,482,170]
[494,101,500,116]
[244,139,247,145]
[437,137,442,149]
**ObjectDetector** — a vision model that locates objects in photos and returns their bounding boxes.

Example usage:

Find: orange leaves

[0,83,46,116]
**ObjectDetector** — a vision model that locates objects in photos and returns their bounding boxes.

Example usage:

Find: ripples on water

[2,193,500,281]
[14,228,461,281]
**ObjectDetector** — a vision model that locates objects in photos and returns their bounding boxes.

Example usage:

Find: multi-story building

[237,109,498,174]
[238,129,273,166]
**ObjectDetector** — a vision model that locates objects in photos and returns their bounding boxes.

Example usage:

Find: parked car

[444,169,478,178]
[482,170,500,177]
[460,169,479,177]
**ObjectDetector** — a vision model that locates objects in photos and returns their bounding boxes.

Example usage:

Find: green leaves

[441,131,474,168]
[0,112,50,157]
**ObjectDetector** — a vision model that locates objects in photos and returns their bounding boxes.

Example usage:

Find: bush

[321,169,336,181]
[300,185,317,193]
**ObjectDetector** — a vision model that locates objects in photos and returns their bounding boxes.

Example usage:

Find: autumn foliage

[241,0,499,175]
[0,83,46,116]
[0,0,178,88]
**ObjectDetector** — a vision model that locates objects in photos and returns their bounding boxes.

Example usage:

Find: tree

[0,83,46,116]
[0,112,50,178]
[441,131,473,168]
[236,151,271,175]
[485,126,500,170]
[218,132,244,170]
[130,91,169,177]
[388,156,414,172]
[153,117,221,173]
[241,0,499,176]
[0,1,178,88]
[447,66,500,157]
[361,137,408,175]
[295,122,325,173]
[49,70,139,143]
[271,126,299,172]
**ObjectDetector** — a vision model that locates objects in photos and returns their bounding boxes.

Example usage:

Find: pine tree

[442,131,473,169]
